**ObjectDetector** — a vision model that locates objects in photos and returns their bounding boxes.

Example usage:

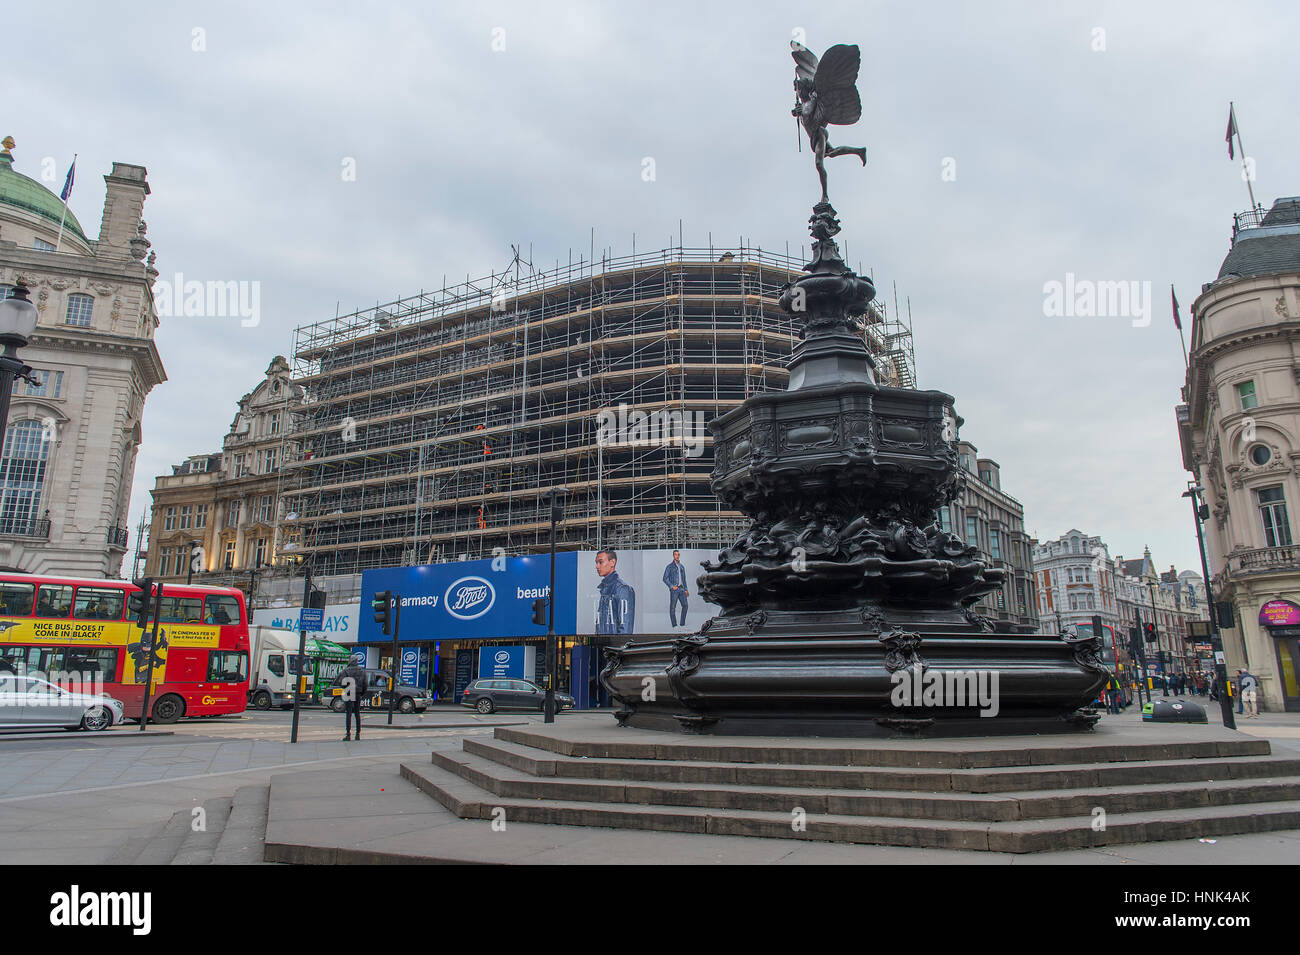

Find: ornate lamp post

[0,282,40,434]
[1184,484,1236,729]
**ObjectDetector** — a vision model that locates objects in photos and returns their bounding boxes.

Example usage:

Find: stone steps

[213,785,272,865]
[100,785,273,865]
[429,746,1300,822]
[492,725,1270,768]
[170,796,234,865]
[400,758,1300,853]
[392,725,1300,853]
[463,736,1300,793]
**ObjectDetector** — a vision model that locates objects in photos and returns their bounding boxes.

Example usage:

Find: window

[1071,537,1081,553]
[266,655,284,678]
[226,500,240,528]
[179,505,192,530]
[164,507,176,532]
[34,585,73,618]
[254,537,267,565]
[223,541,236,570]
[965,516,978,543]
[263,448,277,473]
[208,651,248,683]
[33,237,56,251]
[0,583,34,616]
[980,469,992,485]
[155,596,203,623]
[989,529,1001,560]
[73,587,125,621]
[0,420,51,535]
[257,495,273,524]
[58,648,118,681]
[1236,381,1259,411]
[937,507,951,533]
[1257,485,1293,547]
[204,595,240,626]
[1250,445,1272,466]
[196,504,208,529]
[64,293,94,327]
[269,413,280,434]
[12,370,63,398]
[156,547,170,577]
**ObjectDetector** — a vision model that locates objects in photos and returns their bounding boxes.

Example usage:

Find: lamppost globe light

[0,282,38,345]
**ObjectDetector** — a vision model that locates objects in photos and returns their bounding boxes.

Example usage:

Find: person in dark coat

[340,655,367,741]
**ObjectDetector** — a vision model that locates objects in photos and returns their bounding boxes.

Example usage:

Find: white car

[0,675,125,732]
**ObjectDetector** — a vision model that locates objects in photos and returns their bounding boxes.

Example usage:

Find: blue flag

[59,158,76,202]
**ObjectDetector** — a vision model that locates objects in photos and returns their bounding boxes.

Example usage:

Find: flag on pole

[1171,285,1181,331]
[59,158,76,202]
[1226,105,1237,160]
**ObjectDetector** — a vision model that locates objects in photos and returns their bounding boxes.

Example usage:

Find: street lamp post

[1145,581,1168,697]
[543,487,569,723]
[1184,484,1237,730]
[0,282,40,434]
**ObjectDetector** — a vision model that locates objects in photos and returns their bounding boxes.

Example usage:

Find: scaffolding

[279,242,916,576]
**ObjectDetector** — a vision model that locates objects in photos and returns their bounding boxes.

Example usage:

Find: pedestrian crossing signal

[531,598,547,626]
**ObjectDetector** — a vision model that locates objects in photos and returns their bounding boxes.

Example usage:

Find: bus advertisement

[0,574,251,723]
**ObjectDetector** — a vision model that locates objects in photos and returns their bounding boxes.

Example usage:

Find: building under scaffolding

[278,245,916,577]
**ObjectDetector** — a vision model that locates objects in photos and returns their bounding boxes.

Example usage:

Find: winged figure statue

[791,41,867,202]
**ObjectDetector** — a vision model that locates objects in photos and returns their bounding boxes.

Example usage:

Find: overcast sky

[9,0,1298,576]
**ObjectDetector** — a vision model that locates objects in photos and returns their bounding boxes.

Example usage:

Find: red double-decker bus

[0,573,250,723]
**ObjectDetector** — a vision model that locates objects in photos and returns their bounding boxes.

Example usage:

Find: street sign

[300,607,325,630]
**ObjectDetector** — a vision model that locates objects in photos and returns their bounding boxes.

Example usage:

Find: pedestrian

[1240,669,1260,718]
[341,653,367,741]
[1234,670,1244,714]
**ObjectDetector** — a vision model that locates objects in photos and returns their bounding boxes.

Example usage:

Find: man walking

[1240,668,1260,718]
[341,654,367,741]
[663,550,690,629]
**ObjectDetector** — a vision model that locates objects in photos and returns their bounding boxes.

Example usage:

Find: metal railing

[0,517,50,539]
[107,525,129,549]
[1231,205,1269,243]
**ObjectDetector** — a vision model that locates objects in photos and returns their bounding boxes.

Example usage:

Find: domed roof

[1218,196,1300,281]
[0,139,89,243]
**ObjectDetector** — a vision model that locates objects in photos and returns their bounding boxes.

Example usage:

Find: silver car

[0,675,125,732]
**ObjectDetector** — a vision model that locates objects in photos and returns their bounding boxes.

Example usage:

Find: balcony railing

[0,518,51,539]
[1231,205,1269,244]
[1225,545,1300,576]
[107,526,129,550]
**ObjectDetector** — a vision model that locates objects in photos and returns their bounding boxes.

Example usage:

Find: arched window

[0,420,52,535]
[65,293,94,327]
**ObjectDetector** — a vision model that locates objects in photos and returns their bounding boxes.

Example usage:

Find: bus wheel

[151,695,185,724]
[252,690,272,710]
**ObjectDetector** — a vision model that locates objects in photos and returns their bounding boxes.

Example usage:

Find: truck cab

[248,627,314,710]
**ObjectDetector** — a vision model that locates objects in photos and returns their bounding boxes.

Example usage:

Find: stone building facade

[937,439,1039,632]
[0,138,165,577]
[1178,195,1300,712]
[145,357,303,585]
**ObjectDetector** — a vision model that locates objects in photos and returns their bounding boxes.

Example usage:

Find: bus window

[156,596,203,623]
[0,647,30,674]
[0,582,34,616]
[208,651,248,683]
[60,648,119,681]
[34,585,73,618]
[203,595,240,626]
[73,587,126,622]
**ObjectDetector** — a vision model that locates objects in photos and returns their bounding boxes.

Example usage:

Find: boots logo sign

[446,577,495,620]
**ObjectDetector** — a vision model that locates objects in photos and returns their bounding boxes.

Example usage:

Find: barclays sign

[445,577,495,620]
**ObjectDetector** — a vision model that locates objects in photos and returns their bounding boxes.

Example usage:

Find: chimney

[97,162,150,253]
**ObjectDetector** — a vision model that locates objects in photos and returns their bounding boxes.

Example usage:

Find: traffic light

[307,587,327,611]
[531,598,547,626]
[128,578,154,629]
[1144,622,1157,643]
[372,590,392,635]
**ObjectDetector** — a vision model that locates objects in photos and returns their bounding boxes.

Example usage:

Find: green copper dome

[0,141,89,244]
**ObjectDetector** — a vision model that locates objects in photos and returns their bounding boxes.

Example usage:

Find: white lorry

[248,626,313,710]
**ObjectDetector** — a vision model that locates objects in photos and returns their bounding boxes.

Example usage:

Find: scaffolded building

[278,245,915,577]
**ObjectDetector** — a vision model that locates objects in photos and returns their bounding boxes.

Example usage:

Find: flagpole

[1230,104,1258,212]
[1172,284,1189,370]
[54,153,76,253]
